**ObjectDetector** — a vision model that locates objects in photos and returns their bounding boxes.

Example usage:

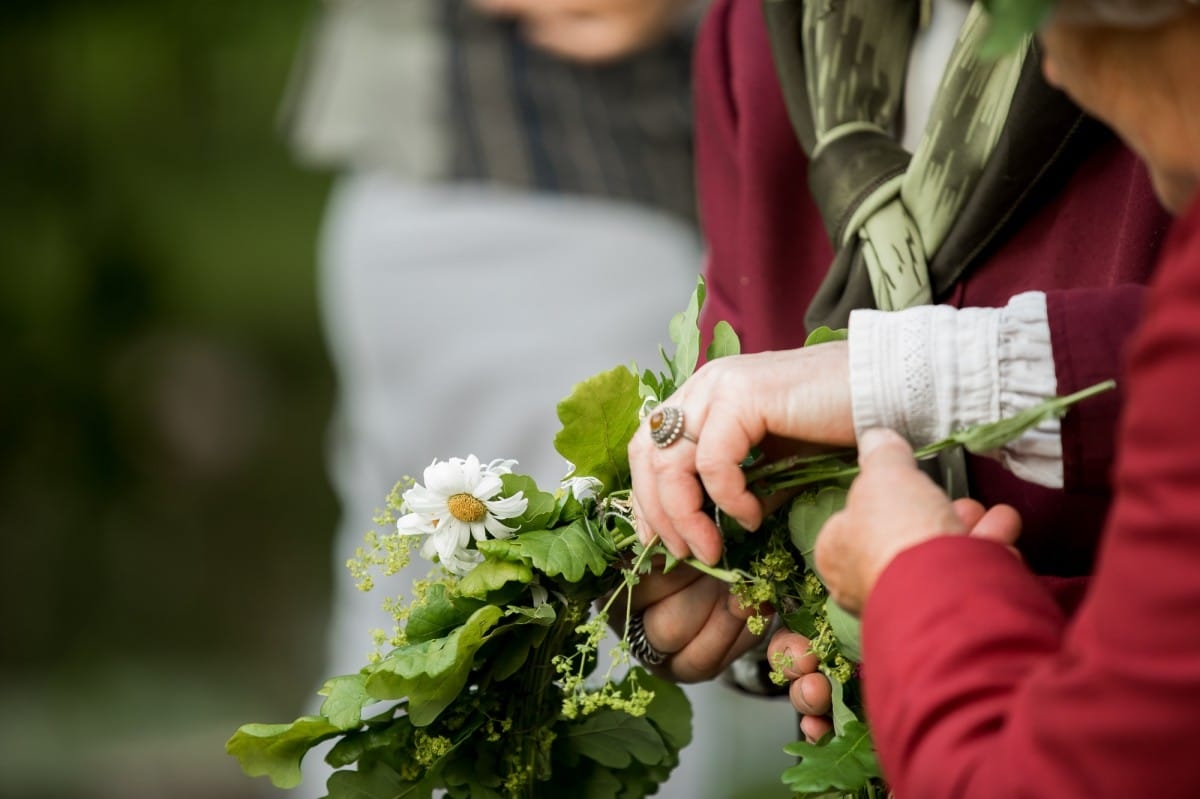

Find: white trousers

[299,173,798,798]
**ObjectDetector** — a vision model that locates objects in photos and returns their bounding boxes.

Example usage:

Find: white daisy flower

[563,475,603,502]
[396,455,528,576]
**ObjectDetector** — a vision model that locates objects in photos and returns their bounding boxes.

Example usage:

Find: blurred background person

[282,0,797,796]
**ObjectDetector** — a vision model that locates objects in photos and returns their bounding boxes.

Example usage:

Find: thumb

[857,428,915,468]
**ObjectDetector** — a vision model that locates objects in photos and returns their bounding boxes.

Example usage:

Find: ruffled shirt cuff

[848,291,1063,488]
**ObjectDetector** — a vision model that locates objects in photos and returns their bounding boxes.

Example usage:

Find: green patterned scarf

[764,0,1028,329]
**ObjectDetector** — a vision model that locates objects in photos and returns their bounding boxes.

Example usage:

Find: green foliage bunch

[227,278,1111,798]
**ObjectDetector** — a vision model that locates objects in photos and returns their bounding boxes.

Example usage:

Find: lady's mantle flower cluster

[396,455,528,576]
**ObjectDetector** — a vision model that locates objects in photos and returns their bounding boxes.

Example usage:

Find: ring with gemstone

[647,406,695,449]
[626,611,667,666]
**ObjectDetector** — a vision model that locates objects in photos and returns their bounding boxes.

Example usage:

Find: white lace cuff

[848,291,1063,488]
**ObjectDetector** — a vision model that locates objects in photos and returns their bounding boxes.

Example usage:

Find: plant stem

[744,449,857,483]
[512,600,584,797]
[683,558,745,584]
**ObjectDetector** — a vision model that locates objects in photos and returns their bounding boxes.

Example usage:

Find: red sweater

[691,0,1171,576]
[861,193,1200,798]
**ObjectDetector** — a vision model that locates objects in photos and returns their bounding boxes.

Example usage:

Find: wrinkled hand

[609,562,763,682]
[470,0,694,63]
[629,342,855,566]
[768,483,1019,736]
[816,428,1023,615]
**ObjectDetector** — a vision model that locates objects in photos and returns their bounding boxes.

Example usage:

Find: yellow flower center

[446,493,488,523]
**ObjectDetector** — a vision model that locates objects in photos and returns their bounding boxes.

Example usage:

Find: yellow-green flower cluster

[413,730,453,767]
[560,676,655,720]
[731,524,800,635]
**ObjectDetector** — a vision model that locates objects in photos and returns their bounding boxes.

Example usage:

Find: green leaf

[826,674,859,738]
[319,673,373,730]
[456,558,534,599]
[668,276,706,384]
[226,716,341,788]
[552,489,587,526]
[326,759,431,799]
[580,768,625,799]
[803,326,847,346]
[405,584,474,644]
[505,603,558,624]
[519,520,610,583]
[639,364,671,404]
[781,605,818,639]
[705,320,741,361]
[365,604,504,726]
[554,365,643,493]
[326,719,412,769]
[781,720,880,793]
[474,537,529,564]
[824,597,863,664]
[929,380,1115,456]
[486,621,550,682]
[442,746,504,798]
[979,0,1052,58]
[501,473,557,530]
[565,711,669,768]
[787,487,847,574]
[637,670,693,751]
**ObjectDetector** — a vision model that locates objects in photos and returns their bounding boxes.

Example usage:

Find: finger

[951,497,987,530]
[724,590,771,622]
[628,439,685,554]
[799,712,834,743]
[692,410,764,532]
[641,390,726,563]
[790,672,833,716]
[629,491,656,549]
[856,427,918,471]
[968,503,1023,547]
[652,452,720,562]
[649,584,761,681]
[641,575,737,655]
[766,631,820,678]
[671,621,763,682]
[629,395,708,559]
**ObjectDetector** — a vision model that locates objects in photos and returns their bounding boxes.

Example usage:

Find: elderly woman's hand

[816,429,1023,614]
[608,563,764,682]
[628,342,855,566]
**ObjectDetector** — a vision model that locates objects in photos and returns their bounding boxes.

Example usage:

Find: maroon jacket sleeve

[860,198,1200,797]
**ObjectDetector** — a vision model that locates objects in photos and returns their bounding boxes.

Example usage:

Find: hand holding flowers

[816,429,1024,614]
[627,339,855,566]
[228,279,1111,798]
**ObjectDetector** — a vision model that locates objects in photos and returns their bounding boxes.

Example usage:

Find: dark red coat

[692,0,1171,575]
[862,192,1200,798]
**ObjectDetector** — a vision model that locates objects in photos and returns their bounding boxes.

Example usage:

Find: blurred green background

[0,1,338,796]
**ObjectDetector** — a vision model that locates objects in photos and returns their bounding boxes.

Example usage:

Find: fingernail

[736,515,759,533]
